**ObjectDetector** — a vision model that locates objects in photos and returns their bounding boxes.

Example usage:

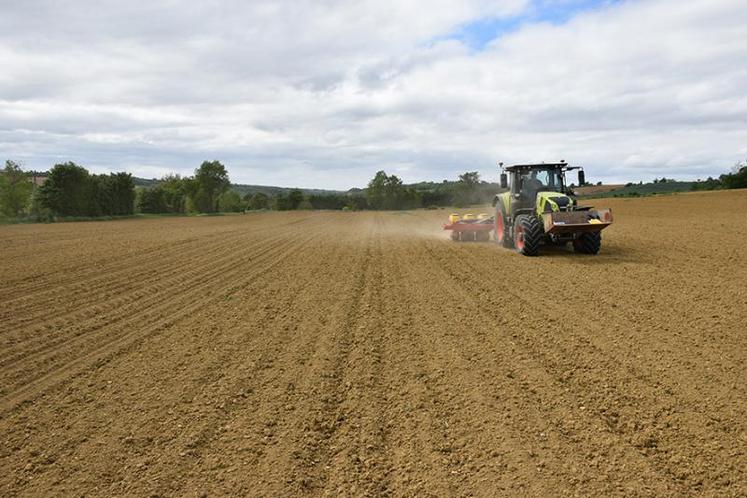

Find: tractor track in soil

[0,217,312,335]
[1,190,745,496]
[0,218,325,413]
[0,223,312,373]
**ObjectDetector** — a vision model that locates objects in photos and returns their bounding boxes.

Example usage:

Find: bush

[721,163,747,189]
[0,160,33,217]
[218,190,244,212]
[247,192,270,210]
[36,163,135,217]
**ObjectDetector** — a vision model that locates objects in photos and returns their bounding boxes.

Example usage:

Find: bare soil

[1,189,746,496]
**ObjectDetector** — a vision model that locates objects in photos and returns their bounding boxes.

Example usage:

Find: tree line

[0,163,527,219]
[0,160,136,220]
[0,159,232,220]
[690,160,747,191]
[139,169,499,213]
[137,160,231,214]
[6,158,743,221]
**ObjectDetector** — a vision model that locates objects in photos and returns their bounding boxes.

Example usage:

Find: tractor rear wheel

[513,214,542,256]
[573,232,601,254]
[495,213,512,247]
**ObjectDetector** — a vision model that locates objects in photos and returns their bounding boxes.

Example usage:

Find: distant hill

[578,181,695,198]
[133,177,159,188]
[133,177,344,197]
[575,184,625,196]
[231,183,345,197]
[133,177,506,198]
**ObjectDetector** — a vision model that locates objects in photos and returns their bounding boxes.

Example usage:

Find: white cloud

[0,0,745,188]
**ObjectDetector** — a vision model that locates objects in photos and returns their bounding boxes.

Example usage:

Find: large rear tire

[513,214,542,256]
[573,232,601,254]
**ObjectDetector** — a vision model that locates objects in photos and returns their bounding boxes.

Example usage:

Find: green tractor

[493,161,613,256]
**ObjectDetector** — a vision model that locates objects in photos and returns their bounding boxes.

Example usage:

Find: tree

[287,189,304,210]
[0,160,33,217]
[137,186,168,213]
[36,162,135,217]
[137,174,188,214]
[721,160,747,189]
[308,194,347,210]
[366,170,410,210]
[38,162,91,216]
[383,174,403,210]
[455,171,480,207]
[218,190,244,212]
[160,174,189,213]
[273,195,290,211]
[366,171,388,209]
[90,172,134,216]
[247,192,270,210]
[87,174,111,216]
[192,160,230,213]
[458,171,480,187]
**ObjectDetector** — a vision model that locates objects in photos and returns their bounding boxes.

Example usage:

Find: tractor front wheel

[573,232,601,254]
[513,214,542,256]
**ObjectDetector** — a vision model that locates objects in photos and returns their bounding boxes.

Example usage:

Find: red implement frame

[443,221,494,232]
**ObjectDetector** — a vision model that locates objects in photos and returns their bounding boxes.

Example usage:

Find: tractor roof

[504,163,572,171]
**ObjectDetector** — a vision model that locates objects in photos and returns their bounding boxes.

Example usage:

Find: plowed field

[1,189,746,496]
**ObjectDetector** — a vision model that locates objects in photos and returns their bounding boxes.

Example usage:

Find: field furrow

[1,190,745,496]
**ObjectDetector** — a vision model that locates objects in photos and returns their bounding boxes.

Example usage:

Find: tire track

[419,236,731,493]
[0,227,291,384]
[99,220,346,496]
[444,238,747,491]
[0,225,296,368]
[0,217,336,496]
[0,214,304,302]
[277,230,376,494]
[0,217,324,414]
[414,240,681,494]
[0,217,313,335]
[321,216,394,496]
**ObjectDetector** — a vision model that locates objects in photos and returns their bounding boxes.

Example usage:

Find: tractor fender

[494,192,512,218]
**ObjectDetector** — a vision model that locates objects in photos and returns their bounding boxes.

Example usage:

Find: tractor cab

[498,162,583,211]
[515,167,565,195]
[494,161,588,220]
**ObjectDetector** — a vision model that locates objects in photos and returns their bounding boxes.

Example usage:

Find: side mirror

[500,173,508,189]
[578,170,586,186]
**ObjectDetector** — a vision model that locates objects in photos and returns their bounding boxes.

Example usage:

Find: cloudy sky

[1,0,746,189]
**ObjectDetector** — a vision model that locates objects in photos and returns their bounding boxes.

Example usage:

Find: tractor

[493,161,612,256]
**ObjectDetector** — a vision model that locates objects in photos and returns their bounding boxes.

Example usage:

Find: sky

[1,0,746,189]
